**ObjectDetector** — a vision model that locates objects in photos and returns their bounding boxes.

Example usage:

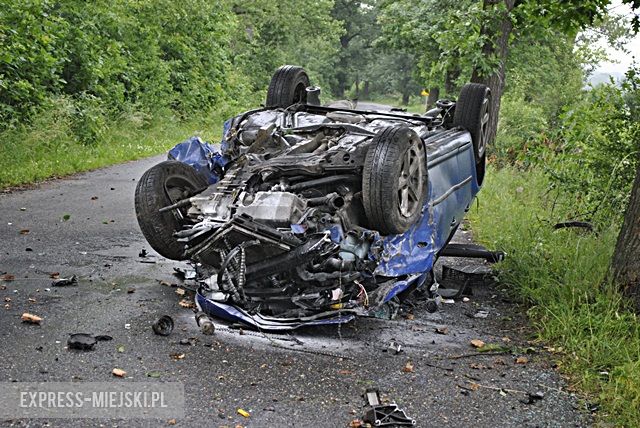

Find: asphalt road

[0,157,590,427]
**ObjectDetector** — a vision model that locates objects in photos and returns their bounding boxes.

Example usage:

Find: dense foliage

[0,0,344,143]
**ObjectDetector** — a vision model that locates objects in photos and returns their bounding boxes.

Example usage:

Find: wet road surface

[0,157,590,427]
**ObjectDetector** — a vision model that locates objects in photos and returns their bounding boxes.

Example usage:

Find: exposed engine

[170,106,441,317]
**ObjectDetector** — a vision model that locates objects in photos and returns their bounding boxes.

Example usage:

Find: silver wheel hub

[398,137,426,218]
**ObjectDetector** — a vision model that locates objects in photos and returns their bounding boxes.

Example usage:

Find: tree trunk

[362,81,370,100]
[612,161,640,313]
[427,87,440,109]
[471,0,516,145]
[401,91,410,106]
[444,68,460,95]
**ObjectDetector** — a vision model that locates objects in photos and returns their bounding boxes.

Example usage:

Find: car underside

[135,65,492,330]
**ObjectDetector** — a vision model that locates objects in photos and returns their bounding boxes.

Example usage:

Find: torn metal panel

[134,67,492,331]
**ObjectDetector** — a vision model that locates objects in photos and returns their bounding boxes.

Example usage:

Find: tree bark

[444,68,461,95]
[471,0,516,146]
[362,80,370,100]
[427,87,440,109]
[612,161,640,313]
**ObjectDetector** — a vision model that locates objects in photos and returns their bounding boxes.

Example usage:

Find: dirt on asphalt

[0,156,591,427]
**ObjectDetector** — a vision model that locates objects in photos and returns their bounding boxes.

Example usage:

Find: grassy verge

[0,105,245,189]
[468,166,640,426]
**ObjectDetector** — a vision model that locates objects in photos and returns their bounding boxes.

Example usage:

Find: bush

[545,81,640,223]
[493,95,549,166]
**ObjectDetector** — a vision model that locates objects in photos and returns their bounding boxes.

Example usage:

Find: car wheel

[266,65,310,108]
[362,126,428,235]
[453,83,491,164]
[134,160,207,260]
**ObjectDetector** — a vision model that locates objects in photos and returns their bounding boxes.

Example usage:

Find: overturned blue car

[134,65,493,330]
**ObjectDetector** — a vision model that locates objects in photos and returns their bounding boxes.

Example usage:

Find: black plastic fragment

[521,391,545,405]
[95,335,113,341]
[362,388,416,426]
[67,333,97,351]
[52,275,78,287]
[152,315,174,336]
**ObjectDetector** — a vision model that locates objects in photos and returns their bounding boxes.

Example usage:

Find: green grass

[469,166,640,426]
[0,106,242,189]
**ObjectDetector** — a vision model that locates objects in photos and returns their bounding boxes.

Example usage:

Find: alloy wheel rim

[398,138,426,218]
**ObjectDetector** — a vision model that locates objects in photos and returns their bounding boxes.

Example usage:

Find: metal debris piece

[67,333,97,351]
[51,275,78,287]
[385,341,402,355]
[195,312,215,335]
[152,315,174,336]
[521,391,545,404]
[179,337,198,346]
[173,267,197,280]
[363,388,416,426]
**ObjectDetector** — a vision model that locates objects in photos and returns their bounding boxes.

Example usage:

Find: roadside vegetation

[2,0,640,424]
[470,168,640,425]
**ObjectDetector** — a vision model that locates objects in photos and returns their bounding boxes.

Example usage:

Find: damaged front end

[135,66,489,330]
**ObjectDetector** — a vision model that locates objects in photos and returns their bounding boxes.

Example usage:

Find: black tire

[134,161,207,260]
[266,65,310,108]
[362,126,428,235]
[453,83,491,164]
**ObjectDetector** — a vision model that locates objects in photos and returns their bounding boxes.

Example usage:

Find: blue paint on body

[175,123,481,330]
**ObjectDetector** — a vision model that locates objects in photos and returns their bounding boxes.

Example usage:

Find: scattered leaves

[470,339,485,349]
[170,353,185,360]
[470,363,488,370]
[515,356,529,364]
[405,313,415,320]
[117,345,125,353]
[175,288,185,296]
[479,344,511,353]
[338,369,353,375]
[21,313,42,324]
[402,361,414,373]
[62,214,71,221]
[178,299,194,309]
[19,229,30,235]
[468,382,480,391]
[146,371,162,378]
[435,326,449,335]
[112,368,126,377]
[167,419,176,425]
[4,297,11,302]
[0,274,14,281]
